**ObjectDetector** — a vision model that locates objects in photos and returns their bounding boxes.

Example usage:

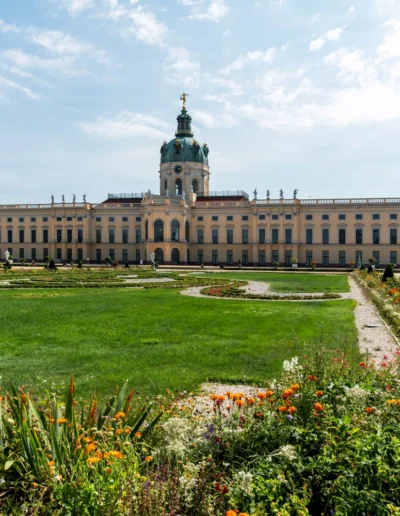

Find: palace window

[373,228,380,245]
[212,249,218,265]
[77,229,83,243]
[227,229,233,244]
[227,216,233,221]
[96,230,102,244]
[197,250,203,265]
[43,229,48,243]
[390,214,398,220]
[197,216,204,221]
[372,214,380,220]
[67,229,72,243]
[339,251,346,267]
[272,214,279,220]
[136,229,141,243]
[390,228,397,245]
[242,215,248,221]
[31,217,36,222]
[306,228,313,244]
[355,214,363,220]
[122,229,128,244]
[154,220,164,242]
[306,250,313,266]
[285,214,292,220]
[259,250,266,265]
[171,220,180,242]
[390,251,397,265]
[285,228,292,244]
[306,214,313,220]
[197,229,204,244]
[272,228,279,244]
[373,251,380,266]
[7,230,12,243]
[227,250,233,265]
[242,250,249,265]
[212,216,218,221]
[339,214,346,220]
[272,250,279,264]
[322,229,329,244]
[212,229,219,244]
[338,229,346,245]
[322,250,329,267]
[356,229,363,244]
[259,214,265,220]
[31,230,36,243]
[242,229,249,244]
[109,217,114,222]
[259,228,266,244]
[57,229,62,243]
[322,214,329,220]
[109,229,115,244]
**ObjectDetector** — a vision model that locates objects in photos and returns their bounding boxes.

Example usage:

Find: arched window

[171,220,180,242]
[164,179,168,194]
[176,178,182,196]
[154,220,164,242]
[155,248,164,265]
[192,178,198,193]
[171,248,180,265]
[185,221,190,242]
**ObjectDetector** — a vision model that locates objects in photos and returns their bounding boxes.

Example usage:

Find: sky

[1,0,400,203]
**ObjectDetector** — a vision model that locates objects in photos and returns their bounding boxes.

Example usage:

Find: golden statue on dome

[180,92,189,109]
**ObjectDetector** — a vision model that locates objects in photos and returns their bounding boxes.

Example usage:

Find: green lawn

[0,287,357,396]
[193,272,349,293]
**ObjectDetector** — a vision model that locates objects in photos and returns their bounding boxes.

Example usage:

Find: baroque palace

[2,96,400,267]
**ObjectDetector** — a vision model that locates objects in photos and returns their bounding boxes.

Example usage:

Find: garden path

[348,276,399,365]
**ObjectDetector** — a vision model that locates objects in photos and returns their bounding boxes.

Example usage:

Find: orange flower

[226,511,236,516]
[105,467,112,475]
[257,392,266,400]
[288,406,297,414]
[48,461,55,467]
[236,399,245,407]
[290,384,300,391]
[307,375,317,381]
[315,391,324,397]
[282,389,294,399]
[278,406,288,412]
[313,402,324,411]
[32,482,38,489]
[246,398,255,405]
[266,390,274,397]
[87,457,101,464]
[104,451,125,459]
[135,432,142,439]
[85,443,96,455]
[145,456,153,462]
[84,437,94,443]
[239,513,250,516]
[365,407,374,413]
[115,411,125,420]
[57,417,68,424]
[115,428,122,435]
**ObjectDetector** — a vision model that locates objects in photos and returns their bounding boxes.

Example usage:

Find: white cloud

[220,47,276,75]
[326,27,343,41]
[59,0,95,15]
[126,7,167,46]
[188,0,229,22]
[0,74,40,100]
[163,46,202,87]
[348,6,355,14]
[192,108,238,128]
[78,112,170,139]
[308,37,326,52]
[377,17,400,60]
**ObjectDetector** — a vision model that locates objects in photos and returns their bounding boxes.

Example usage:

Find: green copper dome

[160,108,209,165]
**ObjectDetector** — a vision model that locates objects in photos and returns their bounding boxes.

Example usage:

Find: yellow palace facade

[1,100,400,267]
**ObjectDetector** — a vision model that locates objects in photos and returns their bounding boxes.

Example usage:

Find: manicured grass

[193,272,350,293]
[0,287,357,396]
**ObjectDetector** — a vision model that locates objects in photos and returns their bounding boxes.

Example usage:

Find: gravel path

[122,277,175,284]
[348,276,399,364]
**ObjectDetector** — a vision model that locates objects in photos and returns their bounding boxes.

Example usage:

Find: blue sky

[1,0,400,203]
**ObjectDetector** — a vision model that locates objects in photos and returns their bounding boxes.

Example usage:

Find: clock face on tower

[174,165,182,174]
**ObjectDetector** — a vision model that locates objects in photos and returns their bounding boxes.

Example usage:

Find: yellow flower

[57,418,68,424]
[115,411,125,420]
[85,443,96,455]
[145,456,153,462]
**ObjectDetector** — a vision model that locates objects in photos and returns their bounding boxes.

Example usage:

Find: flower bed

[201,283,341,301]
[3,352,400,514]
[356,270,400,338]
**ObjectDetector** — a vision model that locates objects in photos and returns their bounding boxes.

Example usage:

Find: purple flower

[286,415,294,421]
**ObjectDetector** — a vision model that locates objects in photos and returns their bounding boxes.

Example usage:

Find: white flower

[234,470,253,494]
[282,356,303,374]
[278,445,297,461]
